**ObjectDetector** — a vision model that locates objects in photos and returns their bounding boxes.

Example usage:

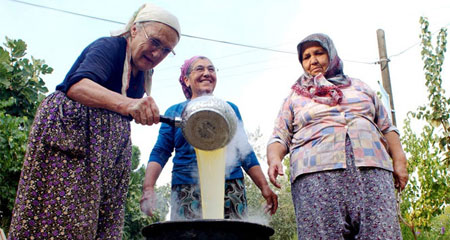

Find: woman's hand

[392,151,408,190]
[246,166,279,215]
[393,159,408,190]
[125,96,160,125]
[140,162,163,216]
[140,188,157,216]
[67,78,160,125]
[267,142,287,189]
[385,131,409,190]
[261,185,278,215]
[268,160,284,189]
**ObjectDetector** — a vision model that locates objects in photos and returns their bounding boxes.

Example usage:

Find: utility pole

[376,29,397,126]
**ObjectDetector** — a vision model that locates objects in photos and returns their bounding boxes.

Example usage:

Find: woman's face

[129,22,179,73]
[301,42,329,76]
[184,58,217,99]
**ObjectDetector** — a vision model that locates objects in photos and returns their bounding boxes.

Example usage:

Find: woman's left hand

[393,154,408,190]
[261,186,278,215]
[385,132,409,190]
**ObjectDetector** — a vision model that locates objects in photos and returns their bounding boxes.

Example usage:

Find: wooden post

[376,29,397,126]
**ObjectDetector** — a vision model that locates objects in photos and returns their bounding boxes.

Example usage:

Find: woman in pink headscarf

[8,3,180,239]
[141,56,278,220]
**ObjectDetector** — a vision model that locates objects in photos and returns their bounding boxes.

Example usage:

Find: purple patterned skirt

[8,91,132,240]
[291,135,402,239]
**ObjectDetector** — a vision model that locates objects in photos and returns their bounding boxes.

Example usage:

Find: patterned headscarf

[111,3,181,97]
[179,56,202,99]
[292,33,350,106]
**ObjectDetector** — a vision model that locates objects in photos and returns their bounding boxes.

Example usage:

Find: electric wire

[389,22,450,59]
[10,0,295,55]
[9,0,377,64]
[9,0,449,66]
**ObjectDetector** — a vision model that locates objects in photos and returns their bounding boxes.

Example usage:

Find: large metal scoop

[160,96,238,151]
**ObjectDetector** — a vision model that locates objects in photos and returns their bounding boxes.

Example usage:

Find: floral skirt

[291,135,402,239]
[8,91,132,240]
[170,178,247,220]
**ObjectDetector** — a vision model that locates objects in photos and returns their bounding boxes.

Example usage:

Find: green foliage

[0,37,51,232]
[123,146,170,240]
[401,206,450,240]
[0,37,51,121]
[245,171,297,240]
[0,113,29,230]
[416,17,449,166]
[267,156,297,240]
[400,16,449,239]
[246,129,297,240]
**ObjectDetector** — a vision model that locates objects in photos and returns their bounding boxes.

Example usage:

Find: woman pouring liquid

[141,56,278,220]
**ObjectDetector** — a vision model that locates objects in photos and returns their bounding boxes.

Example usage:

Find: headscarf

[179,56,202,99]
[292,33,350,106]
[111,3,181,97]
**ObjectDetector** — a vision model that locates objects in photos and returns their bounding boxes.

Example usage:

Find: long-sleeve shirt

[149,100,259,185]
[269,78,398,183]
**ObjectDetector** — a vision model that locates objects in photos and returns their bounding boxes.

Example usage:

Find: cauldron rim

[142,219,274,237]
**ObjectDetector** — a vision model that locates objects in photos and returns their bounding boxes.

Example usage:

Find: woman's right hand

[140,188,157,216]
[67,79,160,126]
[267,142,287,188]
[268,159,284,189]
[125,96,160,125]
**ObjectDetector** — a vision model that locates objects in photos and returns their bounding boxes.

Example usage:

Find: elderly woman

[267,33,408,239]
[8,3,180,239]
[140,56,278,220]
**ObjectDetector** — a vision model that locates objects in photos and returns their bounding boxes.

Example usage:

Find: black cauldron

[142,219,274,240]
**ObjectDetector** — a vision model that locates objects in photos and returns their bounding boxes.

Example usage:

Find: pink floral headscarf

[292,33,350,106]
[179,56,202,99]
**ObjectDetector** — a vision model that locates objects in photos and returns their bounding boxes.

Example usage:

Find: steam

[140,190,170,220]
[225,120,253,177]
[244,210,271,226]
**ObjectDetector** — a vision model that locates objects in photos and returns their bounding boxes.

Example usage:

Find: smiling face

[129,21,179,75]
[184,58,217,99]
[301,41,329,77]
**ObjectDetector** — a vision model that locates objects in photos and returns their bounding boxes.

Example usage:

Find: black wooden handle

[159,115,176,126]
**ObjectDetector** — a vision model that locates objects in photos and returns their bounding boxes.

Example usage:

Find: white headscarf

[111,3,181,96]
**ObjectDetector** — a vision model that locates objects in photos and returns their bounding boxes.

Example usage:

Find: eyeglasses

[193,65,216,73]
[141,26,176,56]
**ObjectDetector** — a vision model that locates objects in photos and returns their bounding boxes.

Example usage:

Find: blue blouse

[149,100,260,185]
[56,37,145,99]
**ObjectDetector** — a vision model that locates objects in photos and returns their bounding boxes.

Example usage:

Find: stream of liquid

[195,147,226,219]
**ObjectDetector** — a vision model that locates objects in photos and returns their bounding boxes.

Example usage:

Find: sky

[1,0,449,186]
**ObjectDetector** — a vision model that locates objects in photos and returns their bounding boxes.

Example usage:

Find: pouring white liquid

[195,147,226,219]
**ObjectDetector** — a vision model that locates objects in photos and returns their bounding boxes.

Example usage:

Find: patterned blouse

[269,78,398,183]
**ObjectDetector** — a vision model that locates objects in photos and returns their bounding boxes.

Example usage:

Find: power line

[389,22,450,59]
[10,0,295,55]
[13,0,446,66]
[10,0,125,25]
[181,34,296,54]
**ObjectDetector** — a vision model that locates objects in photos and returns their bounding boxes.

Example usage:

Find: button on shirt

[269,78,398,183]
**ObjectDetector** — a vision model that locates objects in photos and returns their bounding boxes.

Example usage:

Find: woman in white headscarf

[8,3,180,239]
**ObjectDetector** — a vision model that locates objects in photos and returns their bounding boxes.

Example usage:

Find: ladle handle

[127,115,179,127]
[159,115,178,127]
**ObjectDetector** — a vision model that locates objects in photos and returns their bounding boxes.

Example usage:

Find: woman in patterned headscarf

[8,3,180,239]
[267,33,408,239]
[140,56,278,220]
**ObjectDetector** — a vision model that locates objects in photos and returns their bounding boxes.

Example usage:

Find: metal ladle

[159,96,238,151]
